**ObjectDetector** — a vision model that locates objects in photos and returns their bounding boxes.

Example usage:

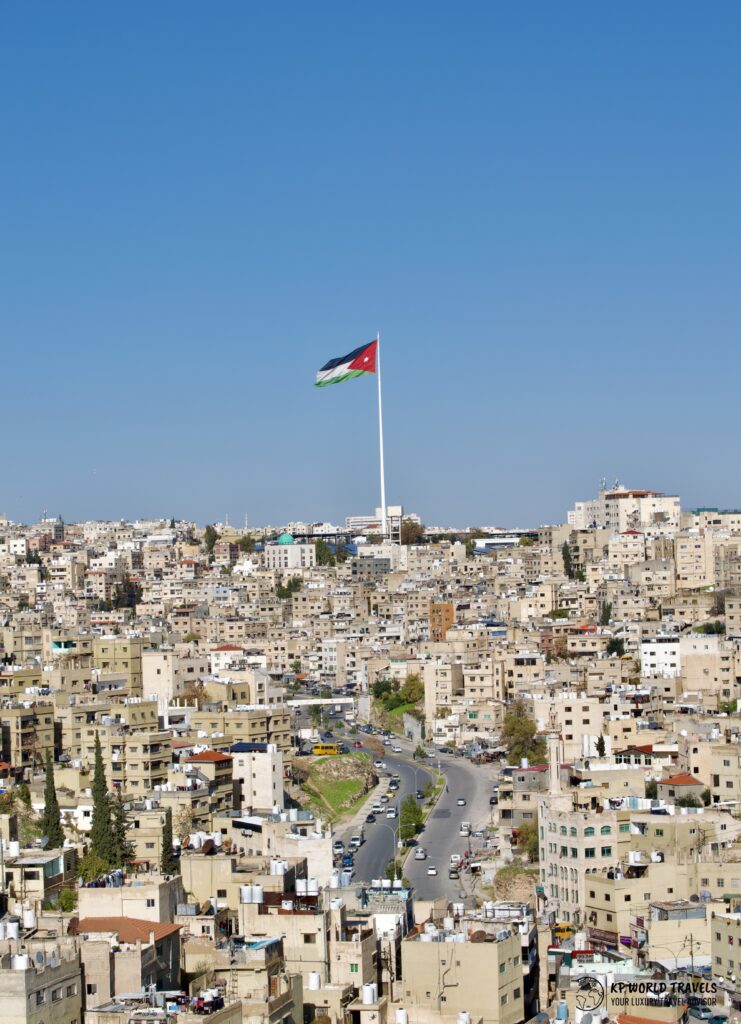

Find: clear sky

[2,3,740,528]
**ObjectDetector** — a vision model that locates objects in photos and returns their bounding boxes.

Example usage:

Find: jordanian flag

[315,339,378,387]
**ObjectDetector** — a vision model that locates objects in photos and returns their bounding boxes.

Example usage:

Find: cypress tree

[89,732,113,867]
[110,790,135,869]
[160,807,177,875]
[40,749,65,849]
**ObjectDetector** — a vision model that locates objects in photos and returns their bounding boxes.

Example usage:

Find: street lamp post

[376,821,400,879]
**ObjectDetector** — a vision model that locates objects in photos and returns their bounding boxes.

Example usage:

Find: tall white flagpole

[376,332,387,539]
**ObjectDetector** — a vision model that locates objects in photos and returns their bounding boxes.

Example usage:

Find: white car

[414,848,427,860]
[457,797,467,806]
[374,760,386,770]
[427,865,438,876]
[391,745,402,753]
[332,841,344,854]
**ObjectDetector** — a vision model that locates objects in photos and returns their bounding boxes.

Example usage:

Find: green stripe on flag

[315,369,372,388]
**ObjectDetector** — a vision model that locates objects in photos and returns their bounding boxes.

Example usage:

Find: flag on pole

[315,339,378,387]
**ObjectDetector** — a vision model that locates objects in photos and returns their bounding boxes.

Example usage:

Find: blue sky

[2,3,740,528]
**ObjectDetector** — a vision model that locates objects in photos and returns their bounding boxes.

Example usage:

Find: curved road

[332,727,498,900]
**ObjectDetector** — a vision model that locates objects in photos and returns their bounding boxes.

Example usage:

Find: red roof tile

[77,917,181,942]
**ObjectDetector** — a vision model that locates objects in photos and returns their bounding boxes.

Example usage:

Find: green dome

[277,532,294,545]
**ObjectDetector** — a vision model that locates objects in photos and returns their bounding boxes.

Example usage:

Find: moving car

[349,834,363,850]
[380,794,390,804]
[457,797,467,806]
[414,848,427,860]
[391,745,402,753]
[427,865,438,876]
[372,803,384,813]
[416,790,424,800]
[386,807,397,818]
[373,760,386,770]
[366,813,376,823]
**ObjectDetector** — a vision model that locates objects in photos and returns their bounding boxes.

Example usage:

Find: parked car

[689,1008,712,1022]
[448,868,460,879]
[489,795,498,805]
[708,1015,728,1024]
[333,840,344,854]
[450,854,461,866]
[427,865,438,876]
[354,741,363,749]
[414,848,427,860]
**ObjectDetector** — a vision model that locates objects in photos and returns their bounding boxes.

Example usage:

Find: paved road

[338,738,434,882]
[402,748,498,900]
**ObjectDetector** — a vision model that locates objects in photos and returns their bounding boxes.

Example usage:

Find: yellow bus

[312,743,342,756]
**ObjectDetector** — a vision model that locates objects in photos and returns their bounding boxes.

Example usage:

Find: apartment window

[303,934,316,944]
[350,964,359,974]
[36,992,46,1005]
[585,848,595,858]
[600,826,612,835]
[51,989,62,1003]
[584,827,595,837]
[619,823,630,832]
[86,984,97,996]
[499,963,505,974]
[601,847,612,857]
[217,889,227,898]
[67,986,76,997]
[146,899,155,908]
[514,988,521,999]
[500,995,508,1006]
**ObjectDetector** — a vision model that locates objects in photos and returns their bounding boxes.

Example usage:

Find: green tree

[676,793,702,808]
[562,541,574,579]
[518,819,540,861]
[89,732,114,867]
[645,780,658,799]
[501,700,547,765]
[400,519,425,545]
[40,749,65,849]
[413,745,428,761]
[315,539,335,566]
[600,602,612,626]
[399,794,424,842]
[161,808,177,874]
[110,791,135,869]
[112,576,142,609]
[384,858,404,881]
[203,524,219,554]
[595,734,606,758]
[79,851,109,883]
[276,577,302,599]
[309,705,322,727]
[58,888,78,912]
[238,534,255,553]
[702,787,712,806]
[606,638,625,657]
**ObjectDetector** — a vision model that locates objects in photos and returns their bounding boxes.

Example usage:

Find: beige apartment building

[79,725,172,795]
[91,636,144,695]
[401,928,524,1024]
[1,943,82,1024]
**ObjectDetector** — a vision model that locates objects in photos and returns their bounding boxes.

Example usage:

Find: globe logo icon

[576,977,605,1011]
